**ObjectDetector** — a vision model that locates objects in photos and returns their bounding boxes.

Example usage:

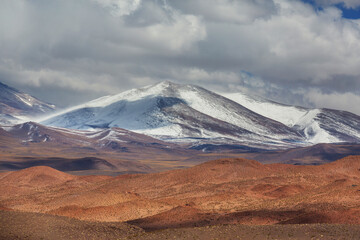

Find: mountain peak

[153,80,177,87]
[146,81,202,92]
[143,81,180,93]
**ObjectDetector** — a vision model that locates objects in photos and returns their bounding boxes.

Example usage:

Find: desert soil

[1,210,360,240]
[0,156,360,239]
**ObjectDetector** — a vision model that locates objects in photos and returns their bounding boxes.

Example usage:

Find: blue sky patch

[301,0,360,19]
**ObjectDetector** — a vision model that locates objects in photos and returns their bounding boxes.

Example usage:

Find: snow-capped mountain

[0,82,55,124]
[40,81,360,147]
[223,92,360,144]
[42,81,303,148]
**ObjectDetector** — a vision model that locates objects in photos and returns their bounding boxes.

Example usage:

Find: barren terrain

[1,211,360,240]
[0,156,359,230]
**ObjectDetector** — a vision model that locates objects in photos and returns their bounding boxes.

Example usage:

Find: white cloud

[144,6,206,52]
[0,59,117,93]
[90,0,206,52]
[197,0,360,87]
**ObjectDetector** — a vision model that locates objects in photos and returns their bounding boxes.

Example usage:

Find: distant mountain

[2,121,175,151]
[42,81,304,149]
[0,82,55,124]
[222,142,360,165]
[0,121,194,173]
[223,92,360,144]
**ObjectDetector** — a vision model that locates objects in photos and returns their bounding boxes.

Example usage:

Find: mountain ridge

[0,81,55,124]
[222,91,360,144]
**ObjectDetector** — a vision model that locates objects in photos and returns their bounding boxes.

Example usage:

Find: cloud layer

[0,0,359,114]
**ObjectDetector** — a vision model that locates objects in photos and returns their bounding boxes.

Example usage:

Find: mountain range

[40,81,360,148]
[1,80,360,152]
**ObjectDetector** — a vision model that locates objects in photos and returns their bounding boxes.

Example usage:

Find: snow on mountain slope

[222,92,307,127]
[304,109,360,143]
[222,92,360,144]
[0,82,55,124]
[41,81,302,147]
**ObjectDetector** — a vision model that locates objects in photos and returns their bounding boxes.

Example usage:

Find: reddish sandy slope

[0,156,359,230]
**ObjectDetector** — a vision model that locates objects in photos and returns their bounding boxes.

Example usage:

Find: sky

[0,0,360,115]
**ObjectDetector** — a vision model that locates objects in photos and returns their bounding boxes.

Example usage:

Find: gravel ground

[1,210,360,240]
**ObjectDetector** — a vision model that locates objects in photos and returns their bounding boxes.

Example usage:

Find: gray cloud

[0,0,359,115]
[170,0,278,24]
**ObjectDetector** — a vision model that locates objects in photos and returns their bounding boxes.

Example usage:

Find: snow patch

[222,92,307,127]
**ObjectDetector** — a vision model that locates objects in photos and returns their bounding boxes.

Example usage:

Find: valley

[2,0,360,238]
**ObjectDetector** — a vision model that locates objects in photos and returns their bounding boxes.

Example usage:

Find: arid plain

[1,155,360,239]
